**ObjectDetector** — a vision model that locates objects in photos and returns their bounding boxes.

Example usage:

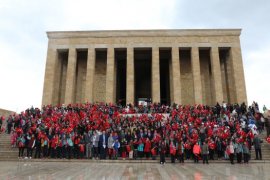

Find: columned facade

[42,29,247,106]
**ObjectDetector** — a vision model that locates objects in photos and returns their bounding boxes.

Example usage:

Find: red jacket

[193,144,201,155]
[144,140,151,152]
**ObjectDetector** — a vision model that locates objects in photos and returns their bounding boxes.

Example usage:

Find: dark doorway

[134,49,152,104]
[159,49,171,105]
[115,49,127,106]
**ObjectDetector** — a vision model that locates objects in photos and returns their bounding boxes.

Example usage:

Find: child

[113,139,120,159]
[193,142,201,163]
[170,141,176,163]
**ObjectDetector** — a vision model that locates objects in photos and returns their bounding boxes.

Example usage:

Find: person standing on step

[253,134,262,160]
[193,142,201,163]
[169,140,176,163]
[17,134,25,159]
[243,141,250,163]
[159,140,166,165]
[202,141,209,164]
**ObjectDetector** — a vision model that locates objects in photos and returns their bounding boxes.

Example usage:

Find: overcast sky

[0,0,269,112]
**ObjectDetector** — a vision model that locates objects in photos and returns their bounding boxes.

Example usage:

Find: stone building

[42,29,247,106]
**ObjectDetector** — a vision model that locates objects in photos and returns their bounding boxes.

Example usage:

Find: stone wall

[93,52,107,102]
[0,108,14,117]
[180,50,194,105]
[75,54,87,103]
[200,50,213,105]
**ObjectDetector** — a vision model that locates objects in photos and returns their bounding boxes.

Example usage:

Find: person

[177,141,184,163]
[159,140,166,165]
[113,138,120,159]
[235,140,243,163]
[227,141,235,164]
[50,135,57,158]
[253,134,262,160]
[61,134,67,159]
[137,139,144,159]
[34,135,41,158]
[169,141,176,163]
[67,134,74,159]
[193,142,201,163]
[99,131,108,159]
[17,134,25,159]
[202,141,209,164]
[27,134,36,159]
[41,134,49,158]
[107,133,114,159]
[144,138,151,159]
[92,131,99,159]
[243,141,250,163]
[84,131,92,159]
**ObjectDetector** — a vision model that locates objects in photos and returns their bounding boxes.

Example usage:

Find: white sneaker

[29,157,32,159]
[24,157,28,159]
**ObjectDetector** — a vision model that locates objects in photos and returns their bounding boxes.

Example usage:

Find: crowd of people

[1,101,269,165]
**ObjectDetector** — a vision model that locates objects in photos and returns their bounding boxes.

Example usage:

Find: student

[144,138,151,159]
[113,139,120,159]
[137,139,144,159]
[202,141,209,164]
[193,142,201,163]
[243,141,250,163]
[17,134,25,159]
[34,135,41,158]
[159,140,166,165]
[26,134,35,159]
[170,141,176,163]
[227,141,235,164]
[92,131,100,159]
[177,141,184,163]
[67,134,74,159]
[107,133,115,159]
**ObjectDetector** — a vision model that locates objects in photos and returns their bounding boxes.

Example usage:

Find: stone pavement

[0,161,269,180]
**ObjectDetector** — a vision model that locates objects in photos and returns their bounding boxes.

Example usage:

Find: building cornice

[47,29,242,39]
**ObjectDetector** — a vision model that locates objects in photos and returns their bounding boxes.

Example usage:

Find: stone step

[0,158,270,163]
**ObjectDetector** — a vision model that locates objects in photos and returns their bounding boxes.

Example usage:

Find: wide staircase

[250,132,270,160]
[0,132,269,162]
[0,133,18,160]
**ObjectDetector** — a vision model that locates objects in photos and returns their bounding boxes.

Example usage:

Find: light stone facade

[42,29,247,106]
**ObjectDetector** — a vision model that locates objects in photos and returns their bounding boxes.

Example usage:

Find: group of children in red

[3,101,267,164]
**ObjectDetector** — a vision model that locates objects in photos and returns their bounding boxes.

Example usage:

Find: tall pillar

[126,47,134,105]
[42,47,58,106]
[230,46,247,104]
[210,46,224,104]
[191,47,203,104]
[171,47,181,105]
[85,48,95,103]
[152,47,160,103]
[105,47,115,103]
[64,48,77,104]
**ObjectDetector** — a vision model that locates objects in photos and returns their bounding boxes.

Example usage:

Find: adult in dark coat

[99,131,108,159]
[159,140,166,165]
[253,135,262,160]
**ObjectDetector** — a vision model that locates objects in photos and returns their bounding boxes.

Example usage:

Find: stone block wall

[93,55,107,102]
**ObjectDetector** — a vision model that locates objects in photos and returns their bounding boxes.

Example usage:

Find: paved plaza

[0,161,269,180]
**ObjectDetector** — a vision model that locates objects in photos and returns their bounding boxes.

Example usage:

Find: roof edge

[46,29,242,39]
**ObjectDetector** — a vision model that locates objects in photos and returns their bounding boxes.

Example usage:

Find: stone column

[85,48,95,103]
[105,47,115,103]
[64,48,77,104]
[171,47,181,105]
[152,47,160,103]
[42,47,58,106]
[230,45,247,104]
[191,47,203,104]
[210,46,224,104]
[126,47,134,105]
